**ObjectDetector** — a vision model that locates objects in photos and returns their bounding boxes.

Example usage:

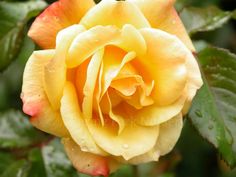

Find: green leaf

[180,6,233,35]
[28,148,47,177]
[232,10,236,20]
[41,139,79,177]
[0,35,35,110]
[188,47,236,167]
[0,152,15,172]
[0,110,47,148]
[0,159,31,177]
[0,0,47,71]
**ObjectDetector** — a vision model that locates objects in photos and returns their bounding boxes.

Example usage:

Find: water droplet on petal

[122,144,129,149]
[81,146,89,152]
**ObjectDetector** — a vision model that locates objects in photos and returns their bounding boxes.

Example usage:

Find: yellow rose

[21,0,203,176]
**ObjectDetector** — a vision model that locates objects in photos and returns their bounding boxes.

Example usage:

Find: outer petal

[182,53,203,114]
[28,0,95,49]
[21,50,68,137]
[116,114,183,164]
[154,113,183,156]
[138,28,188,106]
[61,82,106,155]
[128,0,195,51]
[44,25,85,110]
[62,138,113,177]
[86,113,159,160]
[80,0,150,29]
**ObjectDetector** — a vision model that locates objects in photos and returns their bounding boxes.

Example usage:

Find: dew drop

[195,110,203,118]
[81,146,89,152]
[208,124,213,130]
[122,144,129,149]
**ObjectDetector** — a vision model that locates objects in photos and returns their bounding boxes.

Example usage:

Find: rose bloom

[21,0,203,176]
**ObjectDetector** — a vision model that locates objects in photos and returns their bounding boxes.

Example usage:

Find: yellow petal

[103,93,125,134]
[21,50,68,137]
[82,49,104,120]
[113,24,147,56]
[30,102,69,137]
[134,95,186,126]
[44,25,85,110]
[86,115,159,160]
[128,0,195,51]
[80,0,150,29]
[154,113,183,155]
[118,113,183,164]
[67,26,120,68]
[138,28,189,106]
[28,0,95,49]
[111,75,143,96]
[62,138,112,177]
[61,82,106,155]
[182,54,203,114]
[100,46,136,98]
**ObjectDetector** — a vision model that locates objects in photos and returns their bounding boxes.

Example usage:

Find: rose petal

[134,95,186,126]
[128,0,195,51]
[28,0,94,49]
[62,138,112,177]
[21,50,68,137]
[117,113,183,164]
[138,28,189,106]
[44,25,86,110]
[67,25,120,68]
[182,53,203,114]
[113,24,147,56]
[82,49,104,120]
[100,46,136,99]
[30,103,69,137]
[154,113,183,155]
[86,113,159,160]
[61,81,106,155]
[80,0,150,29]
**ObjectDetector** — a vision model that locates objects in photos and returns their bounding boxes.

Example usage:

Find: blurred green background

[0,0,236,177]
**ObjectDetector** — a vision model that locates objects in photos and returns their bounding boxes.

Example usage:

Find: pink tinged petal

[28,0,95,49]
[62,138,110,177]
[21,50,69,137]
[67,26,120,68]
[80,0,150,29]
[61,82,106,155]
[44,25,85,110]
[30,102,69,137]
[22,50,54,116]
[139,28,189,106]
[128,0,195,51]
[82,49,104,120]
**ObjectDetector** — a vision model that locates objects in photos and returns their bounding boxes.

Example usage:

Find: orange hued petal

[62,138,110,177]
[128,0,195,51]
[28,0,95,49]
